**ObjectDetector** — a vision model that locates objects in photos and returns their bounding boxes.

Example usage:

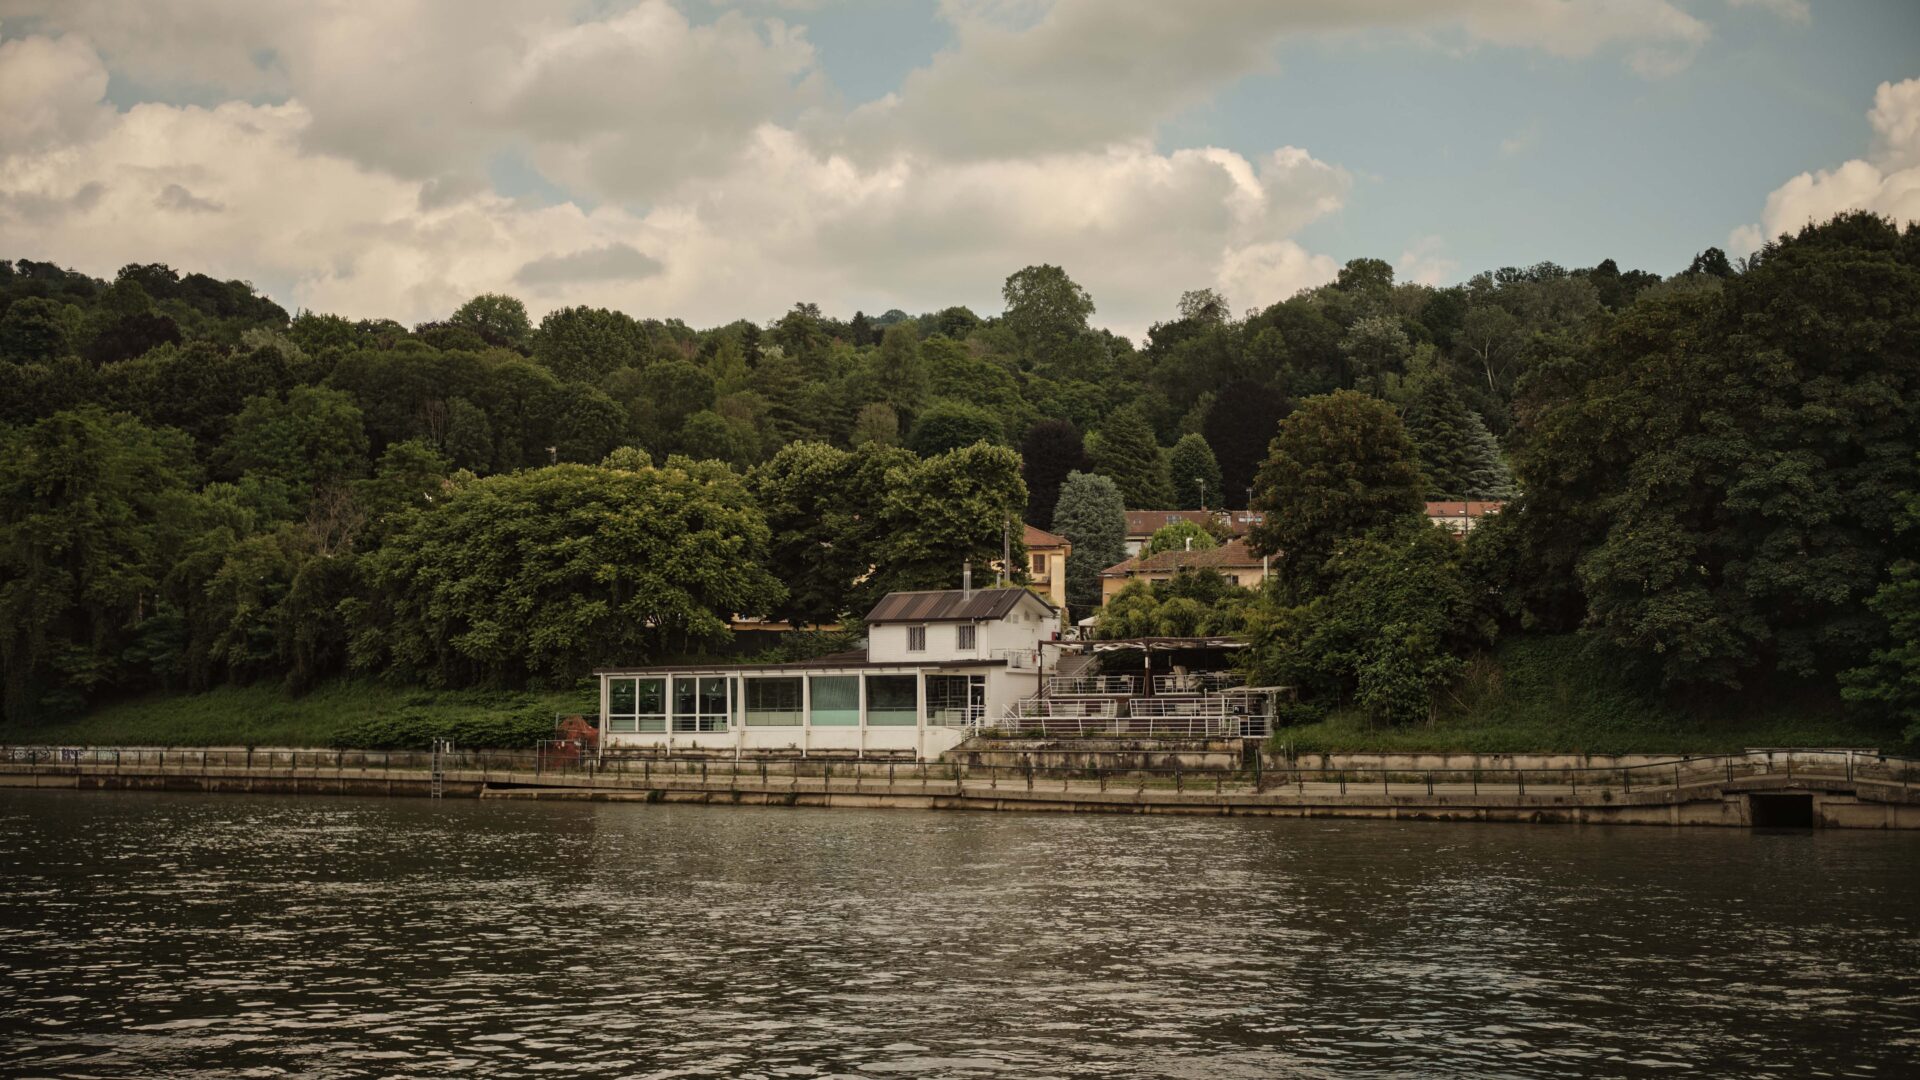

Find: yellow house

[1098,538,1269,604]
[1023,524,1072,612]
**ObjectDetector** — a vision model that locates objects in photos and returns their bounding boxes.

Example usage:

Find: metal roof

[863,587,1049,624]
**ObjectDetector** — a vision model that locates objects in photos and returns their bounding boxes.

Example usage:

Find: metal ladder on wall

[430,739,450,798]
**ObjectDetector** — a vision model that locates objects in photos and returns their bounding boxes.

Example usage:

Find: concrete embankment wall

[4,749,1917,828]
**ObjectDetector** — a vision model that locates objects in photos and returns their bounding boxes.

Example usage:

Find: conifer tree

[1167,432,1223,509]
[1400,372,1476,498]
[1460,413,1516,499]
[1052,470,1127,614]
[1089,404,1171,507]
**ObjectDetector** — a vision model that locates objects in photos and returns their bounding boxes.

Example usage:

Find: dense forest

[2,213,1916,745]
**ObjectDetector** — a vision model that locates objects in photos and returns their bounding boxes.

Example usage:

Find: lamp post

[1196,477,1206,511]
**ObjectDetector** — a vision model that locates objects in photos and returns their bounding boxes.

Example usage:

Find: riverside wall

[3,746,1917,829]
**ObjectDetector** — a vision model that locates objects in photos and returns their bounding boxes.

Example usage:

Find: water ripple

[2,791,1917,1077]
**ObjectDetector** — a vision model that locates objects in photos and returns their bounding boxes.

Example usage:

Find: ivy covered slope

[2,212,1918,750]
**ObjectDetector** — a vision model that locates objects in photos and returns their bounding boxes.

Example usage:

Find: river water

[1,790,1916,1078]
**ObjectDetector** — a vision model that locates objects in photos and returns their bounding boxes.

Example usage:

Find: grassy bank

[6,680,598,749]
[1273,635,1907,756]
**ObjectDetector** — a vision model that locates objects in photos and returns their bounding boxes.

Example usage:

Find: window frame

[906,625,927,652]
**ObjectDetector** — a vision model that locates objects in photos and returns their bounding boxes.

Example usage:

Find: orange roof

[1424,501,1504,518]
[1023,523,1069,549]
[1122,509,1263,537]
[1101,538,1266,577]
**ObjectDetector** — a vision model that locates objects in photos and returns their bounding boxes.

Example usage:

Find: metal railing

[1151,672,1244,694]
[1046,674,1138,695]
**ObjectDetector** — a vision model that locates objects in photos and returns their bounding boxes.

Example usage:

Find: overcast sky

[1,1,1916,339]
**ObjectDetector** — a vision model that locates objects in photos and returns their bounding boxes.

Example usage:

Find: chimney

[963,559,973,599]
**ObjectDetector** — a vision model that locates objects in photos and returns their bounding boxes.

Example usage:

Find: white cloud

[0,35,1351,337]
[1397,236,1459,286]
[1730,78,1920,256]
[0,32,111,153]
[0,1,1724,340]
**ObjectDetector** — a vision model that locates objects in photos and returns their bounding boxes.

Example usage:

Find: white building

[596,587,1061,760]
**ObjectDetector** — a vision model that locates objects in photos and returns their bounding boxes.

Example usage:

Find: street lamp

[1196,477,1206,511]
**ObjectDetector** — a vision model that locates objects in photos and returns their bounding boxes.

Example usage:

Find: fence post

[1516,766,1524,796]
[1253,753,1263,794]
[1426,770,1433,796]
[1175,761,1183,794]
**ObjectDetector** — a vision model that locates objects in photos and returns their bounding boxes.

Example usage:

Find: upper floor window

[1031,553,1048,574]
[956,624,977,650]
[907,626,926,651]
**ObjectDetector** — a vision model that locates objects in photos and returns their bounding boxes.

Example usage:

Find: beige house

[1098,538,1270,604]
[1023,524,1072,612]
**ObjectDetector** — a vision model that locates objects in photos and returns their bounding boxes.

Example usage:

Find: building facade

[1099,538,1271,603]
[1425,500,1504,534]
[596,587,1061,760]
[1023,524,1072,611]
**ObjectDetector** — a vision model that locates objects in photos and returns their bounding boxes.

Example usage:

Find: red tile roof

[1424,501,1504,518]
[1023,524,1069,548]
[1101,538,1266,577]
[1123,509,1265,538]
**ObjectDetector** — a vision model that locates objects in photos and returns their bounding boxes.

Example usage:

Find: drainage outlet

[1748,792,1814,828]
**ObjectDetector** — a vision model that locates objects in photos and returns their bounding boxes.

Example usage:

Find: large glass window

[672,675,729,732]
[926,674,985,726]
[744,677,803,726]
[809,675,859,726]
[607,677,666,733]
[865,674,918,726]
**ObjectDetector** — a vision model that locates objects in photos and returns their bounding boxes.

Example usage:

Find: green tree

[218,386,370,492]
[1247,390,1426,594]
[1144,520,1216,556]
[871,444,1028,603]
[1051,470,1127,614]
[1513,213,1920,687]
[1245,522,1480,723]
[533,305,646,382]
[353,463,783,684]
[449,293,532,351]
[1090,404,1171,508]
[1167,432,1223,509]
[752,441,913,625]
[1401,370,1476,498]
[0,297,72,363]
[851,402,900,448]
[0,408,200,718]
[1002,264,1094,369]
[872,323,928,420]
[1019,419,1086,530]
[907,398,1003,456]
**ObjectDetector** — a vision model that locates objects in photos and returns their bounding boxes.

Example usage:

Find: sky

[0,0,1916,340]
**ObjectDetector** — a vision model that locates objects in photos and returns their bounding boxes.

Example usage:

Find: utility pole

[1196,477,1206,511]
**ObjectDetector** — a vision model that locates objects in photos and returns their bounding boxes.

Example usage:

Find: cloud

[0,0,821,200]
[845,0,1711,160]
[516,244,664,285]
[0,31,111,152]
[1730,78,1920,256]
[1397,236,1459,286]
[0,34,1351,337]
[154,182,222,213]
[0,2,1722,340]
